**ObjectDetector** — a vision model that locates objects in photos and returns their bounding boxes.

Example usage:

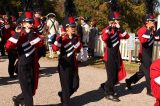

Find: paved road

[0,57,155,106]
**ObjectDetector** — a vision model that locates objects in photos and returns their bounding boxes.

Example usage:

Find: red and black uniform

[126,26,160,93]
[52,34,82,105]
[3,27,17,77]
[3,27,15,42]
[33,17,46,59]
[101,26,129,94]
[150,59,160,106]
[0,22,5,56]
[33,17,45,35]
[6,28,44,106]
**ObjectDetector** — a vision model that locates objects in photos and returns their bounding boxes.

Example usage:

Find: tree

[0,0,159,32]
[74,0,159,32]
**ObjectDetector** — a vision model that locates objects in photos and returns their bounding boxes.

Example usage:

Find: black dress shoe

[105,93,120,102]
[62,103,71,106]
[12,96,20,106]
[10,75,17,78]
[125,79,132,90]
[12,96,24,106]
[99,83,105,91]
[12,96,18,106]
[58,91,63,103]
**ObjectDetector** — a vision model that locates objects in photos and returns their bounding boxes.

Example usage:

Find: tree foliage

[0,0,159,32]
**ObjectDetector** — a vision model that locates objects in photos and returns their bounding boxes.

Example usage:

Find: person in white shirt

[46,13,59,58]
[77,16,90,62]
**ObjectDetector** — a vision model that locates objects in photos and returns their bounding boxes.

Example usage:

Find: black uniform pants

[8,51,17,76]
[127,63,151,92]
[58,62,79,105]
[18,62,34,106]
[104,61,118,95]
[0,43,5,56]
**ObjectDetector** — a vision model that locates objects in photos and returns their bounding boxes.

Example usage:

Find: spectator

[46,13,59,58]
[88,19,98,58]
[77,16,90,62]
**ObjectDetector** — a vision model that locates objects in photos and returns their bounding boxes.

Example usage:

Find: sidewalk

[0,57,155,106]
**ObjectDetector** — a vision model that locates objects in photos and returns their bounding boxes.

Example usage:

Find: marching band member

[6,11,44,106]
[52,0,82,105]
[100,10,129,101]
[52,16,82,106]
[125,13,160,96]
[3,19,17,78]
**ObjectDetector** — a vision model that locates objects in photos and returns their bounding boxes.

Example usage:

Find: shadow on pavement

[35,87,105,106]
[35,104,61,106]
[0,76,19,86]
[71,87,104,106]
[0,66,58,86]
[115,81,146,97]
[39,67,58,78]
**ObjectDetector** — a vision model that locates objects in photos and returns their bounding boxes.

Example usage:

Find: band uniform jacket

[102,26,129,81]
[150,59,160,106]
[2,27,15,42]
[33,17,46,59]
[1,27,15,54]
[5,28,44,95]
[52,34,82,61]
[34,17,45,34]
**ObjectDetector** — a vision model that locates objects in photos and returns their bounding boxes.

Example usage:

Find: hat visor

[146,18,155,21]
[24,18,34,22]
[112,17,121,20]
[67,23,77,28]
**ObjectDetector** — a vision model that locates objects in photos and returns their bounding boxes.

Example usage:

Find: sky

[158,0,160,12]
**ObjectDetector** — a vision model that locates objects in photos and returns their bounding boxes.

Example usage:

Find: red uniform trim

[150,59,160,106]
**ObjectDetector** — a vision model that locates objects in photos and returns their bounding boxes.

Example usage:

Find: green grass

[45,52,139,74]
[87,57,139,74]
[123,61,139,73]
